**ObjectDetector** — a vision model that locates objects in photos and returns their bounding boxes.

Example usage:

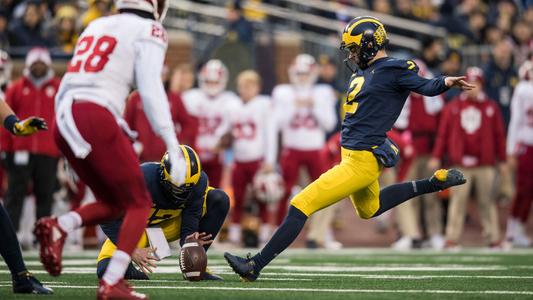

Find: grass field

[1,248,533,299]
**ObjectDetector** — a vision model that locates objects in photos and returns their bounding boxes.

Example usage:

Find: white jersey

[507,81,533,154]
[273,84,337,151]
[229,95,277,164]
[182,89,241,161]
[55,13,177,158]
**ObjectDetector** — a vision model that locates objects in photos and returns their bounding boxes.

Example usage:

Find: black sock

[199,189,230,252]
[0,203,27,277]
[373,179,438,217]
[252,206,308,272]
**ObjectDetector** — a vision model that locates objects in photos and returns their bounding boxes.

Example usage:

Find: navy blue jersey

[341,57,448,150]
[100,163,208,245]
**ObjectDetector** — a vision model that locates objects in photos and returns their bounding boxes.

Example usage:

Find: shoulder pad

[272,84,293,98]
[138,20,168,49]
[380,58,419,73]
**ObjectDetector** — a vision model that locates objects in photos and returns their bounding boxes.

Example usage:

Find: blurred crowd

[0,0,113,53]
[0,0,532,250]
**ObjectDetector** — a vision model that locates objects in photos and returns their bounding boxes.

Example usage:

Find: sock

[75,201,123,227]
[252,206,308,272]
[0,203,27,276]
[102,250,130,285]
[57,211,82,233]
[373,179,438,217]
[116,206,151,255]
[199,190,230,251]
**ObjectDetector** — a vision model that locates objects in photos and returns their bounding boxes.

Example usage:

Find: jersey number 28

[67,35,117,73]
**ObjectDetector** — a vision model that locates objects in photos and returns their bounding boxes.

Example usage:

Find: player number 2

[344,76,365,114]
[67,35,117,73]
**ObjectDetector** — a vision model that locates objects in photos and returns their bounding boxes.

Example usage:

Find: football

[179,238,207,281]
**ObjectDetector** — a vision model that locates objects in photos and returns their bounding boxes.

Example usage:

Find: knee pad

[208,189,230,215]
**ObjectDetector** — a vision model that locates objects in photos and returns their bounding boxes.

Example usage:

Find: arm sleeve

[0,86,14,151]
[312,87,337,132]
[506,85,523,156]
[396,69,449,97]
[179,172,208,245]
[133,40,178,149]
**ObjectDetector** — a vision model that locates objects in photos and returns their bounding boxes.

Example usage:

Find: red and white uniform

[231,95,277,164]
[507,79,533,223]
[229,95,277,224]
[56,13,177,156]
[53,12,178,257]
[273,83,337,223]
[182,88,241,187]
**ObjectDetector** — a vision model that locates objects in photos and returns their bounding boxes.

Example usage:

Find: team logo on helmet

[340,16,389,70]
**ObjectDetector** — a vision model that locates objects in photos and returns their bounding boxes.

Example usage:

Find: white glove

[167,147,187,185]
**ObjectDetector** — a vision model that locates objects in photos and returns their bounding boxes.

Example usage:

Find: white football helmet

[0,50,12,89]
[115,0,169,21]
[198,59,229,97]
[288,53,319,87]
[253,172,284,204]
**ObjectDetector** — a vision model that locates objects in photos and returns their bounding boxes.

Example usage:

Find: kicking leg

[225,149,380,281]
[372,169,466,217]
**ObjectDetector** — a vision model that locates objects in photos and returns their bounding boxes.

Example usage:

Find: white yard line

[0,284,532,295]
[18,248,533,258]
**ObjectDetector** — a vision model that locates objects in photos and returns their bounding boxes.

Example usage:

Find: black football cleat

[201,268,224,281]
[224,252,259,282]
[12,272,53,294]
[430,169,466,191]
[125,263,149,280]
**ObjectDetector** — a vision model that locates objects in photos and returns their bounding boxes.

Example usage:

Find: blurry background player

[182,59,241,188]
[33,1,188,299]
[223,70,277,246]
[125,64,198,163]
[505,59,533,247]
[429,67,506,250]
[392,59,446,250]
[96,145,229,281]
[1,47,60,238]
[272,54,337,225]
[0,50,51,294]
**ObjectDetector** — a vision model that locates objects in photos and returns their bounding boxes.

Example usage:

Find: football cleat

[430,169,466,191]
[12,272,53,294]
[125,264,149,280]
[223,252,259,282]
[97,279,148,300]
[34,217,67,277]
[201,267,224,281]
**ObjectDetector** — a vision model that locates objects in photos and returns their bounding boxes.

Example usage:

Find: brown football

[179,238,207,281]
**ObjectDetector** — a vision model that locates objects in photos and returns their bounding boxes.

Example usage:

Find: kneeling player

[96,145,229,280]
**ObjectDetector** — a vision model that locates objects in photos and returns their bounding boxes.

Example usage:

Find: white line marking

[259,273,533,280]
[0,284,532,295]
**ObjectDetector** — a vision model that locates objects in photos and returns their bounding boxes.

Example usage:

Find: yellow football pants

[97,188,210,262]
[291,148,383,219]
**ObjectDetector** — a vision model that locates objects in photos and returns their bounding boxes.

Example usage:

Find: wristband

[3,114,18,135]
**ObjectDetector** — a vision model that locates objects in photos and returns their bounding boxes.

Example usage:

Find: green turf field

[1,248,533,299]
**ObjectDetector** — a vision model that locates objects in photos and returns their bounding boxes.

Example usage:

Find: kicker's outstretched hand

[444,76,476,90]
